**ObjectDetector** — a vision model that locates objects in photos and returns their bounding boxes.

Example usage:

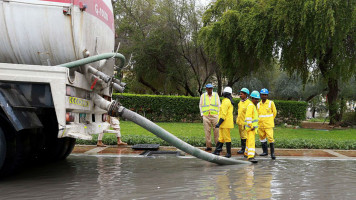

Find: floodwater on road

[0,154,356,200]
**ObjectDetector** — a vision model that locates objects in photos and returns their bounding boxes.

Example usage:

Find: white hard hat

[223,87,232,94]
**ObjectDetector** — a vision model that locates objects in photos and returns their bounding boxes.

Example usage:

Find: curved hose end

[108,100,125,117]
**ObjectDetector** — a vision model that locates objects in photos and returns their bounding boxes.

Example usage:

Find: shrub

[342,112,356,126]
[113,93,307,125]
[77,134,356,150]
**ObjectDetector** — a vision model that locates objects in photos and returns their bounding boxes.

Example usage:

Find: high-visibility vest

[244,103,259,131]
[257,99,277,128]
[201,92,219,115]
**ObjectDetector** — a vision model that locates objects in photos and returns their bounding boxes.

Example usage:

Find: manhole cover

[132,144,160,150]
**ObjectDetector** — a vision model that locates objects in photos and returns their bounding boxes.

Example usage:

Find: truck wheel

[63,137,76,159]
[56,138,76,160]
[54,138,76,160]
[36,110,75,161]
[0,122,25,177]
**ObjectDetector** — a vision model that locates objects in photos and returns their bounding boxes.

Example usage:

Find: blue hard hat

[260,88,269,94]
[240,88,250,95]
[250,90,260,99]
[205,83,213,88]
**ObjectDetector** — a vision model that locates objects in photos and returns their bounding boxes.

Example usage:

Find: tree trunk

[184,82,196,97]
[327,77,339,125]
[319,48,341,125]
[215,64,222,96]
[217,77,222,96]
[138,76,160,95]
[339,97,346,122]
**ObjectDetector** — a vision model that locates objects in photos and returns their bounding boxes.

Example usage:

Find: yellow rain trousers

[236,98,252,139]
[218,98,234,143]
[243,103,259,159]
[257,99,277,143]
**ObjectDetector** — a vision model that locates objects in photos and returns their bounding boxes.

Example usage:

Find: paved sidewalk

[73,145,356,159]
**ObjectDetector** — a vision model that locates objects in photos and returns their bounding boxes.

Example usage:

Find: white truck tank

[0,0,125,177]
[0,0,115,66]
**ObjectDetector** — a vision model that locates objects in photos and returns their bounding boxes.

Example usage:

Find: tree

[273,0,356,124]
[199,0,356,124]
[114,0,216,96]
[232,63,327,102]
[340,76,356,101]
[199,0,276,88]
[232,64,277,95]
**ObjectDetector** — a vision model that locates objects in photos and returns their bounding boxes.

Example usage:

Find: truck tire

[0,109,76,176]
[0,118,25,177]
[35,110,76,161]
[53,139,76,161]
[55,137,76,160]
[65,138,76,158]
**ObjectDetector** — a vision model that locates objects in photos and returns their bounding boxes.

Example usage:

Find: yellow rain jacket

[219,98,234,128]
[257,99,277,128]
[236,98,252,125]
[244,102,259,132]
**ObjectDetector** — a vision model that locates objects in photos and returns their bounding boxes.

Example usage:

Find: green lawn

[307,117,329,123]
[274,127,356,141]
[77,121,356,150]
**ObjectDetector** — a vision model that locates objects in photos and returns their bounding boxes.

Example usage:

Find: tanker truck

[0,0,249,176]
[0,0,128,175]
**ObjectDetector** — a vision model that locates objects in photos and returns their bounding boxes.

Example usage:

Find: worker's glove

[215,118,224,128]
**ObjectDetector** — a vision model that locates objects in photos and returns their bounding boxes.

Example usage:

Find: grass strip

[77,121,356,150]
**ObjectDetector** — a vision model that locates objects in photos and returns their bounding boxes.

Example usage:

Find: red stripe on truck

[41,0,114,32]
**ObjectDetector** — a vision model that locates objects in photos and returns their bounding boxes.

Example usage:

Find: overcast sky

[197,0,212,7]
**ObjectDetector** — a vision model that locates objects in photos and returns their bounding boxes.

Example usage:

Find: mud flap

[0,82,54,131]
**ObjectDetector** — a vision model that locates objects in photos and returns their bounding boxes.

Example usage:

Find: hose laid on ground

[118,107,250,165]
[91,95,250,165]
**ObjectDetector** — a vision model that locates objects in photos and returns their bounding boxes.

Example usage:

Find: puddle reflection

[0,155,355,199]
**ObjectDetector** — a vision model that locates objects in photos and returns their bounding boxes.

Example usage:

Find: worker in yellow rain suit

[236,88,251,154]
[257,88,277,159]
[212,87,234,158]
[244,90,260,163]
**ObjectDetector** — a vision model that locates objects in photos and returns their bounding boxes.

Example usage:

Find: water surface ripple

[0,155,355,200]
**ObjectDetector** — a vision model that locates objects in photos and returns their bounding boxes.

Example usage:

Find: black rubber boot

[270,143,276,160]
[259,142,268,156]
[224,142,231,158]
[248,157,258,163]
[213,142,224,155]
[237,139,246,154]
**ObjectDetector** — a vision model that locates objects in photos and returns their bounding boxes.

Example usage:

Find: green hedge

[113,93,307,124]
[273,100,308,125]
[77,135,356,150]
